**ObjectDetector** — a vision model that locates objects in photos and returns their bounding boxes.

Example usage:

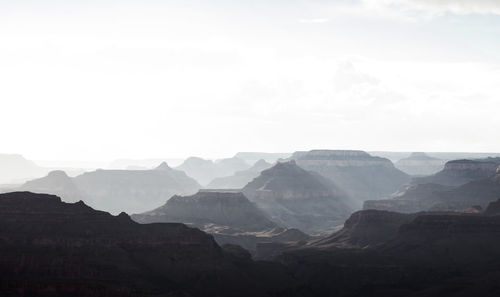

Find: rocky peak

[154,161,171,171]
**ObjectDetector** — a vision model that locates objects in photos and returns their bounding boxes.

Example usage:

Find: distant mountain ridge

[207,159,273,189]
[395,152,445,176]
[176,157,250,186]
[15,162,201,214]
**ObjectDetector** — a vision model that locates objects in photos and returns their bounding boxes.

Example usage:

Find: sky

[1,0,500,162]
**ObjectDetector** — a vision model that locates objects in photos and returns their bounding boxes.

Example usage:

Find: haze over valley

[2,0,500,296]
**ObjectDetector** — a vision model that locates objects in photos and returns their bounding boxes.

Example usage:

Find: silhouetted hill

[132,190,308,252]
[16,163,201,214]
[395,152,445,176]
[0,191,295,297]
[291,150,410,204]
[176,157,250,186]
[207,159,272,189]
[243,160,354,234]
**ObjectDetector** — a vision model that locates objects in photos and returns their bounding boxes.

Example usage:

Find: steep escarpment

[365,167,500,213]
[291,150,410,204]
[312,210,417,248]
[0,191,295,297]
[207,159,273,189]
[413,159,500,187]
[395,152,445,176]
[16,162,201,214]
[273,209,500,297]
[133,190,308,252]
[243,160,354,234]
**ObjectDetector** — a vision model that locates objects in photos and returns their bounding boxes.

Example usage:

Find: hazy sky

[2,0,500,162]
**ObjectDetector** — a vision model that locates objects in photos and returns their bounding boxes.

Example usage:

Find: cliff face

[291,150,410,204]
[16,163,201,214]
[132,190,308,252]
[207,159,273,189]
[364,163,500,213]
[176,157,250,186]
[363,183,454,213]
[395,152,445,176]
[0,191,295,297]
[413,159,499,187]
[243,161,355,234]
[272,209,500,297]
[312,210,417,248]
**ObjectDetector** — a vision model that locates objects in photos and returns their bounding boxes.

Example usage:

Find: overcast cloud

[1,1,499,162]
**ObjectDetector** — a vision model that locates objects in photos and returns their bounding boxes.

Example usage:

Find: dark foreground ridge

[5,191,500,296]
[0,192,293,297]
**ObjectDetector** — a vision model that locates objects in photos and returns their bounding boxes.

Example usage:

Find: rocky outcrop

[363,183,454,213]
[207,159,273,189]
[395,152,445,176]
[290,150,410,204]
[271,209,500,297]
[413,159,500,187]
[243,160,355,234]
[364,163,500,213]
[16,162,201,214]
[176,157,250,186]
[311,210,417,248]
[132,190,308,252]
[0,191,296,297]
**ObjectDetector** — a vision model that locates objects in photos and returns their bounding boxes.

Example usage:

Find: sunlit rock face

[176,157,250,186]
[132,189,308,252]
[16,162,201,214]
[242,160,355,234]
[206,159,273,189]
[290,150,410,204]
[395,152,445,176]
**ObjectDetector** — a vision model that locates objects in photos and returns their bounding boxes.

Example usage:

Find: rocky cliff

[132,190,308,252]
[413,159,499,187]
[290,150,410,204]
[243,160,355,234]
